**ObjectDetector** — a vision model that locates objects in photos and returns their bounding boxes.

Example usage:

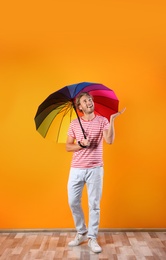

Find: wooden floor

[0,231,166,260]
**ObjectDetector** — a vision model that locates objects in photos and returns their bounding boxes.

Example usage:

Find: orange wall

[0,0,166,229]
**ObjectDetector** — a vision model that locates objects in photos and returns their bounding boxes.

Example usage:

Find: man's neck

[82,113,95,121]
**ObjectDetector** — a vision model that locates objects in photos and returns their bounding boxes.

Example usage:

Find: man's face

[79,95,94,114]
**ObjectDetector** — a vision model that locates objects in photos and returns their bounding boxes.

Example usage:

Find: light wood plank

[0,231,165,259]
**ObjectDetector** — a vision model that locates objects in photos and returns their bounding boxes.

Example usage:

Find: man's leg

[67,168,87,234]
[86,167,103,253]
[86,167,103,238]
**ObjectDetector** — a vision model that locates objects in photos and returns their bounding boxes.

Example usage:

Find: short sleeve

[67,121,76,138]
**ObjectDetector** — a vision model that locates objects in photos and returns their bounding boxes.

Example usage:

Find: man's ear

[78,105,82,111]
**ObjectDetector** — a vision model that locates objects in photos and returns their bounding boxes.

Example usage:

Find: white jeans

[67,167,103,238]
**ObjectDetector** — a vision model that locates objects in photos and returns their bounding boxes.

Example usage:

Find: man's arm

[66,135,82,152]
[103,107,126,144]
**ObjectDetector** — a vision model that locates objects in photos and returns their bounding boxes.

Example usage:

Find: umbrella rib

[72,82,100,97]
[92,93,118,100]
[73,82,82,97]
[95,101,118,110]
[40,103,71,138]
[56,103,72,142]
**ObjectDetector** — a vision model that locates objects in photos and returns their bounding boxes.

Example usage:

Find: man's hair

[75,92,93,110]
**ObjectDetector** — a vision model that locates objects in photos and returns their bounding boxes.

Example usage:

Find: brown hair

[75,92,93,110]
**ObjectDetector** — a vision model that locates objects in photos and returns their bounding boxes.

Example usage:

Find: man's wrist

[78,141,87,148]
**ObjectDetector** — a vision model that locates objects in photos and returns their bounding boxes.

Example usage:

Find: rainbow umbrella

[34,82,119,143]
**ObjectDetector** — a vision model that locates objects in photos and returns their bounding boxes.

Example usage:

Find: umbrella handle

[73,103,87,139]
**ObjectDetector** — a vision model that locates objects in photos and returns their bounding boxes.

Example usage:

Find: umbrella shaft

[73,103,86,139]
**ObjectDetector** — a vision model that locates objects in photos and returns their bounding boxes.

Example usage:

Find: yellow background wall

[0,0,166,229]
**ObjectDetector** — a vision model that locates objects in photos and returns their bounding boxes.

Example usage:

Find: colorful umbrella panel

[34,82,119,143]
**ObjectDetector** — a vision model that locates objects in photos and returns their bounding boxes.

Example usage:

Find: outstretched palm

[110,107,126,120]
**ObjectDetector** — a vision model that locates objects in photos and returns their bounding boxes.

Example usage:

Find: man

[66,92,125,253]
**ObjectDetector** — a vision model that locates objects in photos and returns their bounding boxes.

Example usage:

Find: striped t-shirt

[67,115,110,168]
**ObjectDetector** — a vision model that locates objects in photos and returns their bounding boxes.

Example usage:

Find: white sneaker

[68,233,88,246]
[88,238,102,253]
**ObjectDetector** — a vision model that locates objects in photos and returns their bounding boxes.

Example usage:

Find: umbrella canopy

[34,82,119,143]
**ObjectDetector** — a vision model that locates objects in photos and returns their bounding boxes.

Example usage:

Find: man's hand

[81,137,90,147]
[110,107,126,120]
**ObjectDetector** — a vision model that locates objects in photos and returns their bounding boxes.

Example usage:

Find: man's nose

[87,100,92,105]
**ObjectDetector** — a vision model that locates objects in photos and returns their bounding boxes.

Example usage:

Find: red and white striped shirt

[67,115,110,168]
